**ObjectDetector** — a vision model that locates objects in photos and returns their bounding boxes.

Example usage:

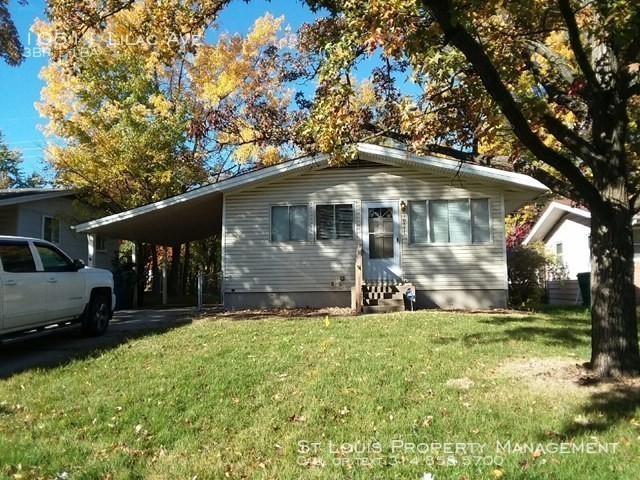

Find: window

[0,242,37,273]
[95,235,106,252]
[43,216,60,244]
[368,207,394,258]
[35,243,75,272]
[316,204,354,240]
[556,242,564,265]
[634,229,640,258]
[409,198,491,244]
[270,205,308,242]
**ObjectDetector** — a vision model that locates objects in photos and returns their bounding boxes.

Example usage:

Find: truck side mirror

[73,259,86,270]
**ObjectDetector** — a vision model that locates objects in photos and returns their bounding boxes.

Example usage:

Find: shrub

[507,242,567,308]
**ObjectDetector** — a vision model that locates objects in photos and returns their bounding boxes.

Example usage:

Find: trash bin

[112,264,136,310]
[576,272,590,307]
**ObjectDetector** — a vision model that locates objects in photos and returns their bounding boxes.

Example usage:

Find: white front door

[362,201,401,281]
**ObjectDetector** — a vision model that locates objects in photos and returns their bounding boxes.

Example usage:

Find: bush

[507,242,551,308]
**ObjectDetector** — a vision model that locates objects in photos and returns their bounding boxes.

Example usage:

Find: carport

[74,153,329,307]
[74,187,224,307]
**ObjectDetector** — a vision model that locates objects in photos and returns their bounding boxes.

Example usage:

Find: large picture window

[270,205,308,242]
[316,204,354,240]
[409,198,491,244]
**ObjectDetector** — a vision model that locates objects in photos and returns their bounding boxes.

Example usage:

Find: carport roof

[74,143,549,245]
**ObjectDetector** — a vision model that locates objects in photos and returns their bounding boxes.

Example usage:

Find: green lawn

[1,308,639,479]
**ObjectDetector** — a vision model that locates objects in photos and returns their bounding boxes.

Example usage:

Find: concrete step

[362,292,404,300]
[362,304,406,314]
[362,285,401,294]
[363,297,405,306]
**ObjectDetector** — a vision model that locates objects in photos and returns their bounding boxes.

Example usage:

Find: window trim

[408,198,492,245]
[269,204,309,243]
[315,203,355,242]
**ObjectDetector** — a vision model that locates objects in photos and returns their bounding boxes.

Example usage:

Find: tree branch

[522,47,588,116]
[525,166,577,200]
[361,122,499,165]
[557,0,600,93]
[427,0,601,206]
[525,39,575,84]
[541,114,604,167]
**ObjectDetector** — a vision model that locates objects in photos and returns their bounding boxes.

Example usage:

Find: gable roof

[0,188,76,207]
[524,199,640,245]
[523,200,591,245]
[75,143,548,245]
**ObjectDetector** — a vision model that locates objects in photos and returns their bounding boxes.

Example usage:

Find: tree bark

[589,197,640,377]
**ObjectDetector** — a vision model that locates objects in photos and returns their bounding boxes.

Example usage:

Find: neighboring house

[75,143,547,310]
[523,199,640,304]
[0,188,118,270]
[523,200,592,279]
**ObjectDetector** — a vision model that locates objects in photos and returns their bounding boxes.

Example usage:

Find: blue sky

[0,0,319,179]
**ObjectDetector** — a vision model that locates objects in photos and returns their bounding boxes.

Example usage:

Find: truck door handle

[47,278,58,283]
[4,279,16,286]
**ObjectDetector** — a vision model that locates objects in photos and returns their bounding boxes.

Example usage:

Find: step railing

[353,244,363,313]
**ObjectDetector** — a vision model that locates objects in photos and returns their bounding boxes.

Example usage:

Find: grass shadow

[455,310,592,348]
[0,309,193,380]
[549,383,640,439]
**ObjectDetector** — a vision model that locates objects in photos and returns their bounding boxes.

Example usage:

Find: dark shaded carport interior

[76,191,223,308]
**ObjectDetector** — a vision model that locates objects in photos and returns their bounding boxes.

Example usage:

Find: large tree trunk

[589,198,640,377]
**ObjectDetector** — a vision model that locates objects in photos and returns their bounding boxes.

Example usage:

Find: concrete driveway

[0,308,195,379]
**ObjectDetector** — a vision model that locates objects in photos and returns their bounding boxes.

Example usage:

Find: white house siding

[544,217,591,279]
[223,164,508,309]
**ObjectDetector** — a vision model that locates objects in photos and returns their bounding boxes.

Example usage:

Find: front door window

[362,202,401,281]
[368,208,394,259]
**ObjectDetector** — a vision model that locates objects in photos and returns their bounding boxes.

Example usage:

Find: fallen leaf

[491,468,504,478]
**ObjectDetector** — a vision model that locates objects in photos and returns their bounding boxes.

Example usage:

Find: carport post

[162,246,168,306]
[87,234,95,267]
[197,271,203,311]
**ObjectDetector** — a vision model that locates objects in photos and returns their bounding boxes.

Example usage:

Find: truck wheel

[82,293,110,336]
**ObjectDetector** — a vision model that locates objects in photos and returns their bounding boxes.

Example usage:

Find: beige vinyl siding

[223,165,506,293]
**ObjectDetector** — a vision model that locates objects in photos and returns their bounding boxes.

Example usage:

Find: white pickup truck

[0,236,116,341]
